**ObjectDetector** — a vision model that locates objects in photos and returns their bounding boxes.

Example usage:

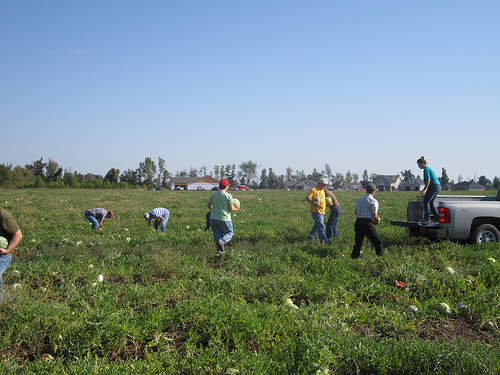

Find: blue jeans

[85,211,100,229]
[154,211,170,232]
[308,213,327,243]
[326,206,341,239]
[423,184,442,220]
[0,254,12,288]
[210,219,234,252]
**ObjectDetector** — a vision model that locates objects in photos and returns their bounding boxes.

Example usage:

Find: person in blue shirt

[144,207,170,232]
[84,208,113,230]
[417,156,442,222]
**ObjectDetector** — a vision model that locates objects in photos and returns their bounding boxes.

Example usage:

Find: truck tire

[470,224,500,244]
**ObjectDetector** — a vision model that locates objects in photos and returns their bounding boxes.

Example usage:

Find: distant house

[341,182,363,191]
[398,176,425,192]
[374,175,402,191]
[285,180,299,190]
[170,175,219,191]
[285,180,330,191]
[451,181,486,191]
[441,183,453,191]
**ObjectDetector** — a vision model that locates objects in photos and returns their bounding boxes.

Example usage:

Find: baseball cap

[366,183,377,192]
[220,179,231,186]
[319,178,328,185]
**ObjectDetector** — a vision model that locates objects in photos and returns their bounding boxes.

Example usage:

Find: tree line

[0,158,499,190]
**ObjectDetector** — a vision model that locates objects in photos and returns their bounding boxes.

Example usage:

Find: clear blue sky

[2,1,499,182]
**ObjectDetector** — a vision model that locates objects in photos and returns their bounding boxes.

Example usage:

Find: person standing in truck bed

[417,156,442,222]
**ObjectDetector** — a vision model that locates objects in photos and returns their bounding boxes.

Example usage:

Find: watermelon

[233,198,240,209]
[437,302,451,315]
[0,236,8,249]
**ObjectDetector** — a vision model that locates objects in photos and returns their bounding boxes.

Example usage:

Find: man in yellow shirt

[305,179,328,244]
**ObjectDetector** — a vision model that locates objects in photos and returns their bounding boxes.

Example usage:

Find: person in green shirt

[207,179,239,255]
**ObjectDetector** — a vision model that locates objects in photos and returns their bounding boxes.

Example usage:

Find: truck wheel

[470,224,500,244]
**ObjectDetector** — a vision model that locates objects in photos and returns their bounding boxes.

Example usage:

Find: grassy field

[0,188,499,374]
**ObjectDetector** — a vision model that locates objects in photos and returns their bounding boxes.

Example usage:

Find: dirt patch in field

[206,262,221,270]
[352,317,499,344]
[414,318,498,343]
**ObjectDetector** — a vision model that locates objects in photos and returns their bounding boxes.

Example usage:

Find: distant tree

[493,176,500,190]
[120,169,140,185]
[353,173,359,183]
[213,165,220,180]
[229,164,236,185]
[63,170,79,187]
[139,157,156,186]
[362,169,369,187]
[25,157,46,179]
[158,159,170,187]
[15,165,34,186]
[157,158,168,186]
[0,164,13,187]
[104,168,120,183]
[332,173,344,190]
[478,175,492,189]
[219,165,227,178]
[268,168,280,189]
[401,169,415,182]
[458,174,463,183]
[238,160,258,185]
[82,173,103,184]
[188,166,198,178]
[285,167,293,181]
[224,164,236,185]
[439,168,450,185]
[45,159,63,182]
[307,168,324,182]
[225,165,232,181]
[325,164,332,183]
[259,169,268,189]
[34,175,46,188]
[199,165,207,176]
[157,158,165,185]
[345,170,353,183]
[277,175,285,189]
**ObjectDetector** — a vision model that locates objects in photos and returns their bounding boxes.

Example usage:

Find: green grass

[0,188,499,374]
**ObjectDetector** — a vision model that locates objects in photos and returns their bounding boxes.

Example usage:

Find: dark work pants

[351,218,384,258]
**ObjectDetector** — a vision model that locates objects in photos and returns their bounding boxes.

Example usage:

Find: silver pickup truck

[390,188,500,244]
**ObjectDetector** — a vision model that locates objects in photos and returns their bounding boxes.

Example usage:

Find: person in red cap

[207,179,239,255]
